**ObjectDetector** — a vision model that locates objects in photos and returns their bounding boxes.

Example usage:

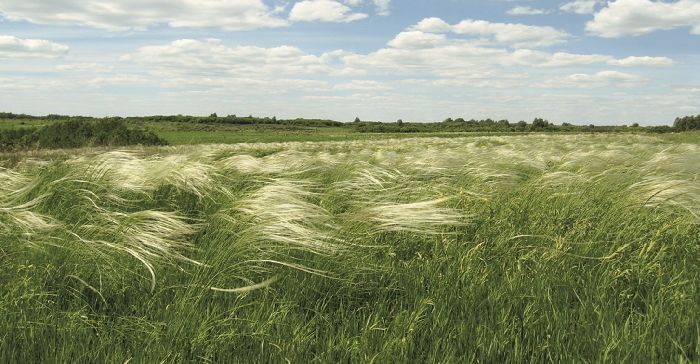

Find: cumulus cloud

[342,0,390,15]
[56,63,113,72]
[387,31,448,49]
[586,0,700,37]
[412,17,569,48]
[543,70,644,88]
[333,80,391,91]
[608,56,675,67]
[0,74,149,91]
[0,35,68,58]
[507,6,550,15]
[411,18,453,33]
[125,39,335,78]
[122,29,673,96]
[290,0,368,23]
[372,0,391,15]
[0,0,287,31]
[560,1,601,15]
[510,49,612,67]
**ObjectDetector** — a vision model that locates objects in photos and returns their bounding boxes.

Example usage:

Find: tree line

[0,113,343,128]
[1,113,698,142]
[351,117,683,134]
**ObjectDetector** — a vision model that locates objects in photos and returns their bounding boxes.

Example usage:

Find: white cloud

[125,39,335,79]
[84,74,150,87]
[510,49,613,67]
[0,74,149,91]
[342,0,390,15]
[608,56,675,67]
[56,63,113,72]
[452,20,569,48]
[413,17,570,48]
[586,0,700,37]
[0,35,68,58]
[387,31,448,49]
[543,70,644,88]
[333,80,391,91]
[290,0,368,23]
[412,18,453,33]
[0,0,287,31]
[120,28,670,95]
[372,0,391,15]
[507,6,550,15]
[560,1,600,15]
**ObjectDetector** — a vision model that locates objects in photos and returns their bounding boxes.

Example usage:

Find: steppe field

[1,133,698,362]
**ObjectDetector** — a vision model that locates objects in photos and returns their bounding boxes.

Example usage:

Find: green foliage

[530,117,552,130]
[674,114,700,131]
[129,114,344,127]
[0,119,166,151]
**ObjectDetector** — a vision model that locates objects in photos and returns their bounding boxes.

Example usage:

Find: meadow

[1,133,698,362]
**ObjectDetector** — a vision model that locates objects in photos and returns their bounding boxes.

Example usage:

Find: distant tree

[354,117,361,123]
[210,113,217,118]
[397,119,403,125]
[455,118,465,123]
[632,123,640,128]
[674,114,700,131]
[531,118,550,130]
[443,118,454,123]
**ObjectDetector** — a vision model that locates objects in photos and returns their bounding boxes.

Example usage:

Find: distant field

[1,133,698,362]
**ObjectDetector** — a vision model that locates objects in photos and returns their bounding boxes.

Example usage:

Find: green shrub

[0,119,166,151]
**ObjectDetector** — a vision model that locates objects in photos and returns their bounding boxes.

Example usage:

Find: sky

[1,0,699,125]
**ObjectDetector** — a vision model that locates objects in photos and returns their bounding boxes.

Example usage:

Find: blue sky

[1,0,699,124]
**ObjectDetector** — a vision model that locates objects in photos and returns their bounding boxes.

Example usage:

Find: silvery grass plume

[629,176,700,221]
[233,178,340,257]
[218,150,322,176]
[0,168,56,241]
[363,199,465,235]
[0,200,57,241]
[69,209,200,291]
[75,150,222,199]
[334,163,406,196]
[0,167,38,202]
[642,144,700,176]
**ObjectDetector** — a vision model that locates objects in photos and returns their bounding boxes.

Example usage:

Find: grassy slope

[0,133,699,362]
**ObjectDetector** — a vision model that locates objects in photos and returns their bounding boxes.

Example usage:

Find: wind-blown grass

[0,133,698,363]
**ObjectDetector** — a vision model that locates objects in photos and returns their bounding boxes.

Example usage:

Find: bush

[0,119,167,152]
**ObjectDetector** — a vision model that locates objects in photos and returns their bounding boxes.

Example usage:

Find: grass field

[1,133,699,362]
